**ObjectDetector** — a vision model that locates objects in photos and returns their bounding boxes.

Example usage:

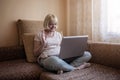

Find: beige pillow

[17,19,43,46]
[22,33,36,62]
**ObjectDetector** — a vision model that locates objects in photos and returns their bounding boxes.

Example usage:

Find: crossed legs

[38,51,92,74]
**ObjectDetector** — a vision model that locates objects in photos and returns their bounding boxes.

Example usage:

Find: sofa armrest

[88,42,120,69]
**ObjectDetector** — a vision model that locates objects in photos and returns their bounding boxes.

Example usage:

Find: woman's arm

[33,40,44,57]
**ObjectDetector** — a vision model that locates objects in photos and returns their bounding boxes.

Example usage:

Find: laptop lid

[59,35,88,59]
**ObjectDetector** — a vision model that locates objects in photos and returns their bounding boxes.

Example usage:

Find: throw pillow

[22,33,36,62]
[17,19,43,46]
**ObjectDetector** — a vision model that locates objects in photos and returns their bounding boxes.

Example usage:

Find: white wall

[0,0,67,47]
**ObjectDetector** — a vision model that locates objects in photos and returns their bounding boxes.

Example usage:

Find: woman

[34,14,92,74]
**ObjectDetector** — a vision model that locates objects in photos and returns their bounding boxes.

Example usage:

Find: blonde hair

[43,14,58,29]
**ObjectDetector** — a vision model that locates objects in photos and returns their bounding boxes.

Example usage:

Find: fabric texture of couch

[39,42,120,80]
[0,19,120,80]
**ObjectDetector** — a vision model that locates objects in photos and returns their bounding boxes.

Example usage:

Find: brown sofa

[0,19,120,80]
[0,42,120,80]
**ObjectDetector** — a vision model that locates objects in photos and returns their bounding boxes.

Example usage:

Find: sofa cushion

[40,63,120,80]
[22,33,36,62]
[0,59,43,80]
[17,19,43,46]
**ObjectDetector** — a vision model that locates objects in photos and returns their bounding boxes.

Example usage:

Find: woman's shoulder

[55,31,62,35]
[34,30,44,38]
[36,30,44,35]
[55,31,62,38]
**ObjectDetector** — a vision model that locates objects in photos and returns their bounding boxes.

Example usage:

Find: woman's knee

[43,56,75,71]
[84,51,92,60]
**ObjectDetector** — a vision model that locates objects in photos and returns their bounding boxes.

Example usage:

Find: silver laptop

[59,35,88,59]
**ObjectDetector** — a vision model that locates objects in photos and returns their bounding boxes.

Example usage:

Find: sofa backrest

[0,46,26,61]
[88,42,120,69]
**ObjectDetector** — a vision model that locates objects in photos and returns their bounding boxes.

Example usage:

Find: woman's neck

[44,29,55,37]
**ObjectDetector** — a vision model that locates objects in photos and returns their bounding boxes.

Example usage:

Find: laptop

[59,35,88,59]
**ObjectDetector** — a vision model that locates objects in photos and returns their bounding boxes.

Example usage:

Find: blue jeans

[38,51,92,72]
[70,51,92,67]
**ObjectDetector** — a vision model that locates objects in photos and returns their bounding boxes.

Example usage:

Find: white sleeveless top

[34,30,62,59]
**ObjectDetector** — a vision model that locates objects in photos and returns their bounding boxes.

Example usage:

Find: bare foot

[75,63,91,70]
[57,70,63,74]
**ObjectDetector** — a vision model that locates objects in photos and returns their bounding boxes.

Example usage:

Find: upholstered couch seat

[0,59,42,80]
[0,46,43,80]
[40,63,120,80]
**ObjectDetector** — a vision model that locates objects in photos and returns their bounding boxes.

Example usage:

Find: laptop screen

[59,35,88,59]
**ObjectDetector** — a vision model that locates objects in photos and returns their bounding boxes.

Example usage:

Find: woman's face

[48,21,57,32]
